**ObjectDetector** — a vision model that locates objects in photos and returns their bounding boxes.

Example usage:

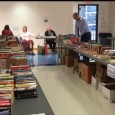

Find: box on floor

[81,61,96,84]
[102,84,115,102]
[91,76,99,90]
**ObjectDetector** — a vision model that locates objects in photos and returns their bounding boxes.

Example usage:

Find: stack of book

[10,65,38,99]
[0,99,11,115]
[0,74,14,115]
[10,65,31,72]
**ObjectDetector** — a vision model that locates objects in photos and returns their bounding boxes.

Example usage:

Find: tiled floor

[31,65,115,115]
[25,53,115,115]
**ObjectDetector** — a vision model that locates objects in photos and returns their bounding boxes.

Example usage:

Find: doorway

[78,4,98,42]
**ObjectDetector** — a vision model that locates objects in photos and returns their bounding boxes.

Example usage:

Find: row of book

[0,39,16,115]
[0,73,14,115]
[11,65,38,99]
[0,37,38,115]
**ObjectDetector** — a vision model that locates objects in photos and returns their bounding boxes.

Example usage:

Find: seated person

[44,26,57,53]
[21,26,36,55]
[2,25,18,46]
[2,25,14,40]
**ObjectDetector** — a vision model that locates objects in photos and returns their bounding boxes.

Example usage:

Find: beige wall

[0,1,73,48]
[0,1,113,47]
[108,2,115,37]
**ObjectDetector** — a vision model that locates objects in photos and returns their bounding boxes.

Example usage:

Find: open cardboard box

[102,84,115,102]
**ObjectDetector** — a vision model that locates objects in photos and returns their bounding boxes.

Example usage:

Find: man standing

[73,12,91,42]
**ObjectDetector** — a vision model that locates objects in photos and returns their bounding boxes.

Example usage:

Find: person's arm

[28,32,35,37]
[51,30,56,36]
[45,31,49,36]
[28,31,38,40]
[51,30,57,41]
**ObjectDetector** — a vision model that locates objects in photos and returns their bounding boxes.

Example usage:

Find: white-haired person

[44,26,57,53]
[73,12,91,42]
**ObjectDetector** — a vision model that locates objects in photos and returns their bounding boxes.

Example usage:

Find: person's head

[4,25,10,30]
[73,12,80,21]
[47,25,52,31]
[22,26,27,32]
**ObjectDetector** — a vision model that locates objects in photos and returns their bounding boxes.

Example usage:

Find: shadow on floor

[26,53,61,67]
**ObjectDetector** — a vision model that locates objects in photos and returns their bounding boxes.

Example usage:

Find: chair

[99,33,112,46]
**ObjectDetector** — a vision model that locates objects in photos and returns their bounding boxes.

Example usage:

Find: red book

[11,65,30,71]
[0,81,14,85]
[0,102,11,106]
[0,100,10,103]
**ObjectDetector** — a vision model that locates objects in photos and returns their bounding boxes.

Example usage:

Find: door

[78,4,98,42]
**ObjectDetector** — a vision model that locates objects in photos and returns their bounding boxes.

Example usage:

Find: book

[15,83,37,88]
[100,46,112,54]
[0,103,11,107]
[15,80,36,84]
[15,71,33,76]
[0,76,14,80]
[0,84,14,88]
[0,80,14,85]
[15,89,37,99]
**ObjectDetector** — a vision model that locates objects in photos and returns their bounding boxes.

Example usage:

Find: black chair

[99,33,112,46]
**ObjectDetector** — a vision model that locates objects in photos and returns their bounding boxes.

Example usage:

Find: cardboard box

[98,82,104,94]
[102,84,115,102]
[66,55,74,67]
[81,62,96,84]
[60,55,66,65]
[91,76,99,90]
[11,46,21,52]
[98,78,115,94]
[96,64,107,82]
[67,49,76,57]
[11,57,27,66]
[74,57,83,73]
[38,46,45,55]
[73,57,79,72]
